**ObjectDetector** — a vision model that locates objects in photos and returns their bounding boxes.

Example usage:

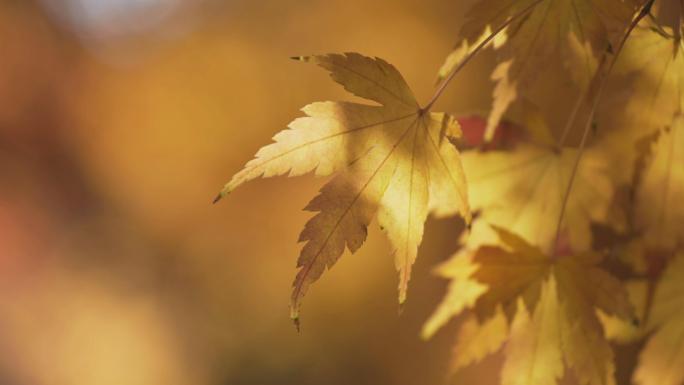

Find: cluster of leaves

[216,0,683,384]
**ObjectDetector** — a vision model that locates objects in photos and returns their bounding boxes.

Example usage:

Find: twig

[552,0,656,256]
[422,0,544,112]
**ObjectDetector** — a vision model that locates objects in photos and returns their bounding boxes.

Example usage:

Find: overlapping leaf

[216,53,471,322]
[461,141,617,253]
[449,308,508,371]
[425,227,634,385]
[652,1,683,44]
[634,115,684,249]
[635,252,684,385]
[616,27,684,136]
[438,0,638,139]
[435,25,508,83]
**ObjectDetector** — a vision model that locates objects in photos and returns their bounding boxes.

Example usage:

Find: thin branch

[556,52,609,149]
[552,0,656,256]
[556,92,586,149]
[422,0,544,112]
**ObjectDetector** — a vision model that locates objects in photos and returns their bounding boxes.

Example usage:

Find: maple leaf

[634,115,684,249]
[459,0,636,53]
[652,1,683,40]
[485,60,517,143]
[424,226,635,385]
[215,53,471,323]
[572,27,684,202]
[438,0,638,139]
[598,279,648,343]
[616,27,684,134]
[421,252,487,339]
[596,26,684,250]
[502,279,565,385]
[461,141,618,253]
[450,308,508,371]
[634,252,684,385]
[566,30,601,90]
[442,0,640,140]
[435,25,508,84]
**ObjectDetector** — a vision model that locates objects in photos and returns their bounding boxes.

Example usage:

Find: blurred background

[0,0,514,384]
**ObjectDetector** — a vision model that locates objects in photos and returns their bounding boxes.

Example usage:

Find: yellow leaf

[616,28,684,134]
[460,0,635,54]
[469,226,550,320]
[598,279,648,343]
[566,31,600,91]
[652,1,683,39]
[462,142,616,253]
[554,252,626,385]
[421,254,486,339]
[216,53,471,322]
[455,0,636,141]
[426,227,634,385]
[484,60,517,142]
[635,115,684,249]
[451,309,508,371]
[435,25,508,84]
[634,253,684,385]
[502,280,564,385]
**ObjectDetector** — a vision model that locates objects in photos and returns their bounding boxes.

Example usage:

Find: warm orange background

[0,1,636,384]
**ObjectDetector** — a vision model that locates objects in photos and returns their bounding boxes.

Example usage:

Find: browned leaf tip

[290,56,311,62]
[212,193,223,204]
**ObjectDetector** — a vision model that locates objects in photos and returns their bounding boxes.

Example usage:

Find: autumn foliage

[216,1,684,385]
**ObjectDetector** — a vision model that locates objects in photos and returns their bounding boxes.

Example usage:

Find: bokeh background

[0,1,547,384]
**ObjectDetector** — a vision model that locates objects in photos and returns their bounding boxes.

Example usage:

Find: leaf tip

[290,55,311,62]
[212,192,226,204]
[290,302,301,332]
[419,327,431,341]
[397,289,408,315]
[464,210,473,226]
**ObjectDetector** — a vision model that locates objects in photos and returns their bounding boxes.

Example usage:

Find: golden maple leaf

[434,25,508,84]
[598,279,648,343]
[616,27,684,135]
[597,26,684,249]
[450,307,508,371]
[424,226,634,385]
[634,115,684,249]
[652,1,682,39]
[438,0,638,140]
[461,141,618,253]
[215,53,471,323]
[634,252,684,385]
[576,27,684,201]
[459,0,636,53]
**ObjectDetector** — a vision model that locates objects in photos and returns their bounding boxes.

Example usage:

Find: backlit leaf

[216,53,471,322]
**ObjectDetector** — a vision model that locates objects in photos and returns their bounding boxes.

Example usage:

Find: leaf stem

[552,0,655,256]
[422,0,544,112]
[556,93,585,149]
